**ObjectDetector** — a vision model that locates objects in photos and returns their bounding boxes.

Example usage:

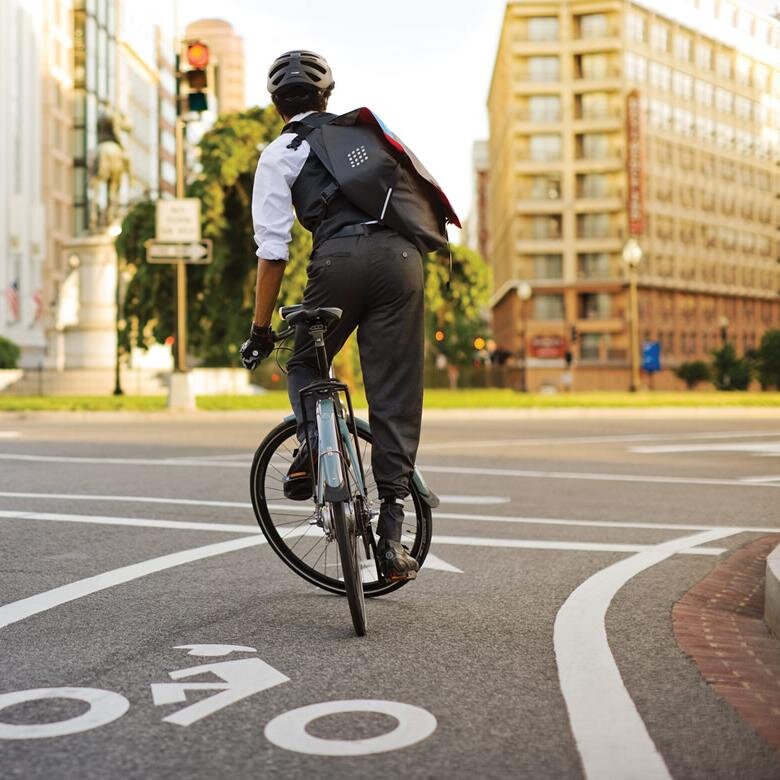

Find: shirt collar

[289,111,318,122]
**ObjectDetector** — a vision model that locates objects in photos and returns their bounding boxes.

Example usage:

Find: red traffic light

[186,41,210,69]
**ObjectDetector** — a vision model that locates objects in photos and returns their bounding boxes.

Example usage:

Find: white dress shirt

[251,111,316,261]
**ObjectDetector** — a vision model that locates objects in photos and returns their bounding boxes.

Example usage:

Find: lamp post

[108,222,124,396]
[517,281,532,392]
[719,315,729,345]
[622,238,643,392]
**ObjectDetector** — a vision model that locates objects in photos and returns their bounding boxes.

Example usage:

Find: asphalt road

[1,410,779,779]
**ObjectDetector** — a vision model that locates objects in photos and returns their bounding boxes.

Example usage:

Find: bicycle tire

[250,417,432,597]
[331,501,367,636]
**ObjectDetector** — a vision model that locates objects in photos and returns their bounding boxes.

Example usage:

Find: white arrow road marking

[0,535,266,630]
[554,527,739,780]
[423,553,463,573]
[174,644,257,657]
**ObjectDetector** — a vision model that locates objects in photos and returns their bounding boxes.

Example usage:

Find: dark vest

[285,113,372,249]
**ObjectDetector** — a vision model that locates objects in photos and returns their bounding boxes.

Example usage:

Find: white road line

[422,430,780,451]
[554,527,739,780]
[1,493,777,534]
[420,464,780,489]
[431,535,725,556]
[739,475,780,484]
[0,509,725,557]
[0,432,19,439]
[632,442,780,455]
[0,535,266,630]
[0,453,247,467]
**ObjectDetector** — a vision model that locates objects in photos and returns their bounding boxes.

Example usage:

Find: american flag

[5,280,19,322]
[32,288,43,321]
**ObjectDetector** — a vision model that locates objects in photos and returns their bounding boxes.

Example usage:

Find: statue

[89,111,132,231]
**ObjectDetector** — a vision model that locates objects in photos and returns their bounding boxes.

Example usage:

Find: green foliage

[711,342,752,391]
[674,360,711,390]
[424,244,491,366]
[116,105,311,366]
[756,329,780,390]
[0,335,21,369]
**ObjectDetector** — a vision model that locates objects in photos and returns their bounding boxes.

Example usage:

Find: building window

[528,56,559,82]
[533,254,563,279]
[529,95,561,121]
[650,23,669,53]
[628,11,645,43]
[625,52,647,83]
[715,87,733,113]
[578,133,610,159]
[695,79,713,106]
[735,56,751,86]
[672,71,693,100]
[528,16,559,41]
[529,133,561,161]
[715,52,732,79]
[578,253,611,278]
[530,215,562,240]
[579,293,612,320]
[578,213,611,239]
[578,13,609,39]
[580,333,604,360]
[649,62,671,90]
[530,175,561,199]
[577,173,609,198]
[579,92,610,119]
[696,42,712,71]
[674,33,691,62]
[533,294,565,320]
[579,53,611,79]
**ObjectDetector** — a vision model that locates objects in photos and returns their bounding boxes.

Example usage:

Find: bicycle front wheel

[250,417,432,597]
[331,501,366,636]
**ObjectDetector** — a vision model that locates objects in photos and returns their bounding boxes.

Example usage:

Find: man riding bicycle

[240,51,454,581]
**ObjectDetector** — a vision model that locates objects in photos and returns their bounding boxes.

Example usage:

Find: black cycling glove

[240,324,274,370]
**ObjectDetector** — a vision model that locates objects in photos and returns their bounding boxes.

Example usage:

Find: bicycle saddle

[279,305,343,327]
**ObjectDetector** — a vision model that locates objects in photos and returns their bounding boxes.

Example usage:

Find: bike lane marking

[0,535,266,630]
[0,509,727,558]
[554,527,739,780]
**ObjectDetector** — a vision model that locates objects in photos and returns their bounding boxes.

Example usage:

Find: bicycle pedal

[385,570,417,583]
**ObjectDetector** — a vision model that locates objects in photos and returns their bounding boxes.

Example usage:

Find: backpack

[283,108,461,254]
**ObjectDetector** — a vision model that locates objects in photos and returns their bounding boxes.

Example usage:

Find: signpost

[145,240,212,265]
[156,199,201,243]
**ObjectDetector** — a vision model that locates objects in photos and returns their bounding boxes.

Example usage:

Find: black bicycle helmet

[267,50,334,95]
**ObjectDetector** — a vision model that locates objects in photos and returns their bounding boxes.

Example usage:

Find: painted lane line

[437,495,509,505]
[739,475,780,484]
[554,527,739,780]
[431,535,725,556]
[2,494,778,534]
[421,430,780,451]
[0,535,266,630]
[420,464,780,490]
[0,510,724,558]
[0,453,248,468]
[631,442,780,455]
[0,432,19,439]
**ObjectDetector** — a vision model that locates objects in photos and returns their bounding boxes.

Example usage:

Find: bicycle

[250,304,437,637]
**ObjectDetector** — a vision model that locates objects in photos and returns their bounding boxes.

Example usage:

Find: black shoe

[283,442,316,501]
[377,538,419,582]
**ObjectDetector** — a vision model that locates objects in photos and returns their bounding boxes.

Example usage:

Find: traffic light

[177,41,210,115]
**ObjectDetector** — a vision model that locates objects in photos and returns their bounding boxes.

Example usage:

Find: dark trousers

[286,228,424,536]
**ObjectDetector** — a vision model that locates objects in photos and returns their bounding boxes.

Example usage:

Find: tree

[424,244,491,367]
[711,343,752,391]
[674,360,711,390]
[756,329,780,390]
[0,335,20,369]
[116,105,311,366]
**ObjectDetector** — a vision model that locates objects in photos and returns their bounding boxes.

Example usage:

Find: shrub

[0,335,20,369]
[711,343,752,391]
[674,360,711,389]
[756,329,780,390]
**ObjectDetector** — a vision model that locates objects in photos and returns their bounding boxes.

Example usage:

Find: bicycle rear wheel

[331,501,366,636]
[250,417,432,597]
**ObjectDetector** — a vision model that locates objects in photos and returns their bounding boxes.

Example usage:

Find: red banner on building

[626,90,644,236]
[530,334,566,359]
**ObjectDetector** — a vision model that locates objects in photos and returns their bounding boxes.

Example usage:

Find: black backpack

[283,108,460,254]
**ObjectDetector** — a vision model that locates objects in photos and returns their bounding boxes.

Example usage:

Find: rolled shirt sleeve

[252,135,309,261]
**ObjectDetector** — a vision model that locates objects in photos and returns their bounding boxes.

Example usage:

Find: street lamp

[517,281,533,392]
[622,238,643,392]
[719,315,729,345]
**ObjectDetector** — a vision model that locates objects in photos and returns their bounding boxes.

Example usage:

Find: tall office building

[487,0,779,390]
[185,19,246,114]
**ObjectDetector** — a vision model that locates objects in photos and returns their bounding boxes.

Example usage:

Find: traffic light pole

[174,116,188,373]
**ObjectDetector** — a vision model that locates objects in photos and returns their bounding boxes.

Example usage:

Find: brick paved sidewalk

[673,534,780,751]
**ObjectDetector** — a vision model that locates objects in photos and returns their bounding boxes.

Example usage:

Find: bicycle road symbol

[0,644,437,755]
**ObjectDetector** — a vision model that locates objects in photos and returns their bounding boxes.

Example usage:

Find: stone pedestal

[168,371,196,411]
[60,233,118,370]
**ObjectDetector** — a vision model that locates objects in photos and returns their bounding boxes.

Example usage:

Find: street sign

[156,198,201,242]
[145,239,212,265]
[642,340,661,373]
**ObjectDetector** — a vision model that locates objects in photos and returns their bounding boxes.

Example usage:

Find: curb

[765,543,780,639]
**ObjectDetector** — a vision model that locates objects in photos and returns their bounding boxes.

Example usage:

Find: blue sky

[180,0,778,226]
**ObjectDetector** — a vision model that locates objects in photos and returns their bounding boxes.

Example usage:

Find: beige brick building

[487,0,780,390]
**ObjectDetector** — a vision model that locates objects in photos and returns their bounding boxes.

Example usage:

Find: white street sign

[156,198,201,242]
[145,239,212,265]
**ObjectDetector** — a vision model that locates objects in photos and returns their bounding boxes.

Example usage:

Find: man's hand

[240,324,275,370]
